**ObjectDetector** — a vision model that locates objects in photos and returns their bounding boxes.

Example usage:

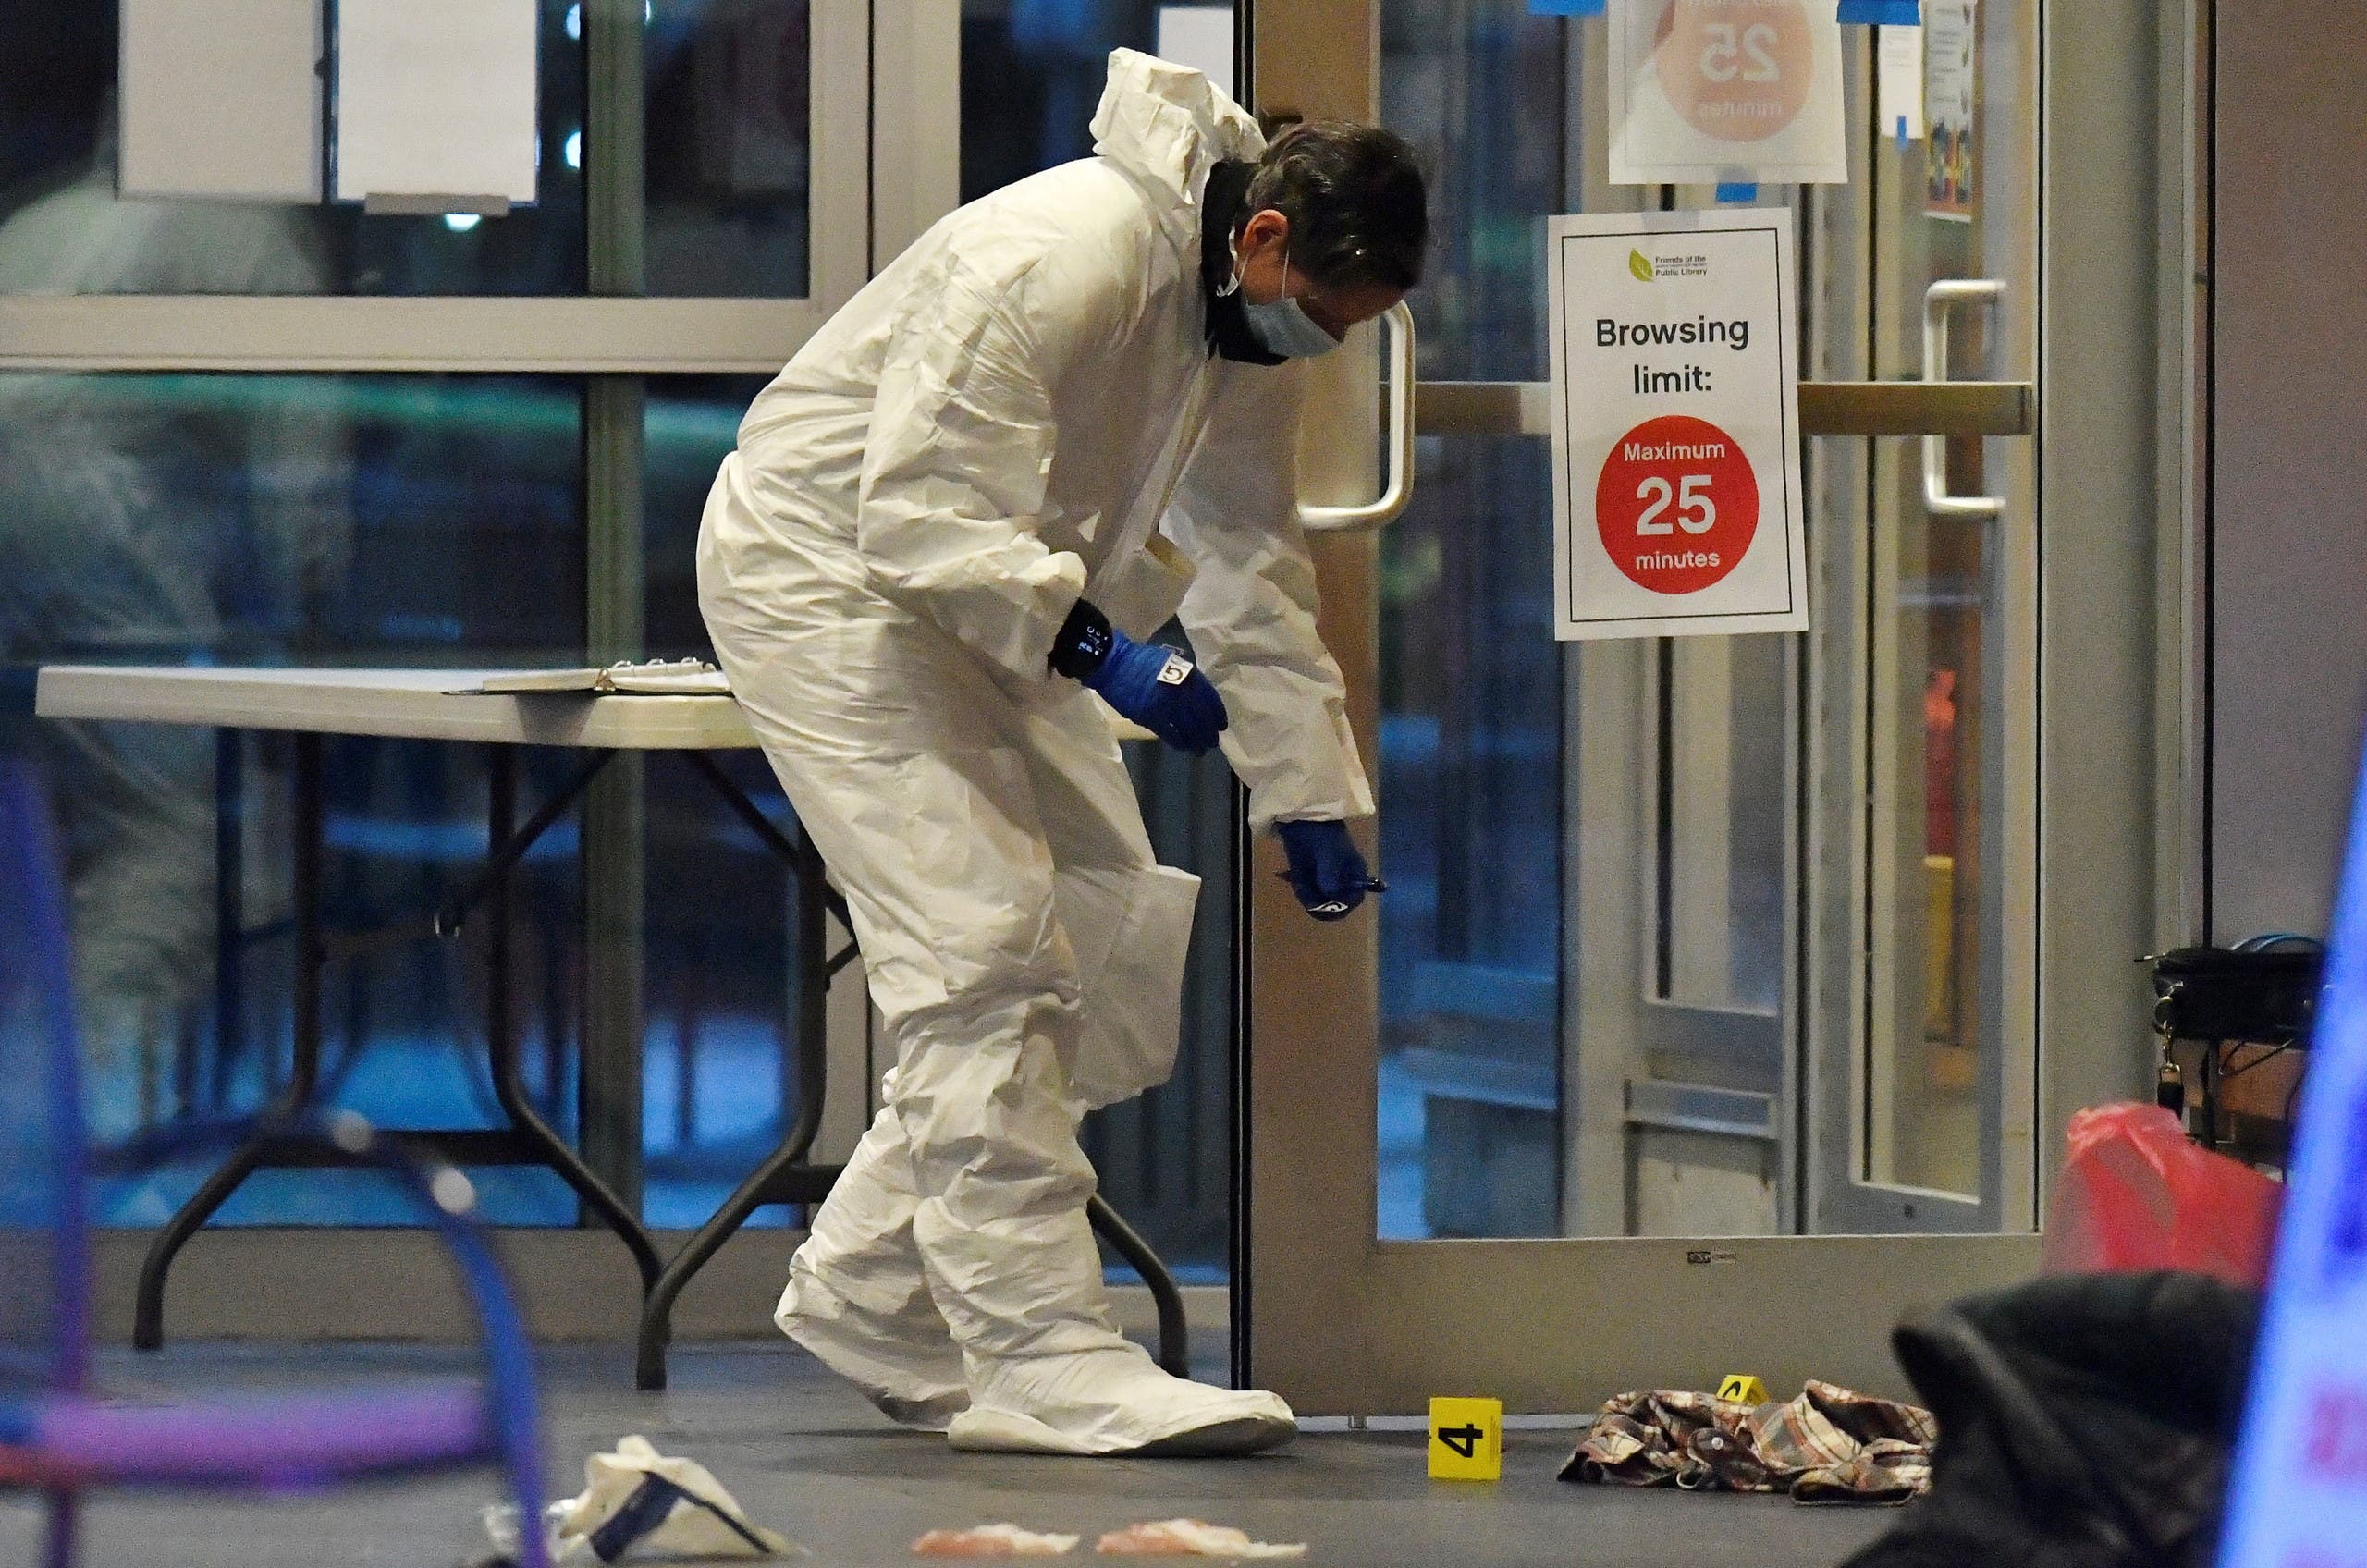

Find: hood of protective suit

[1088,50,1265,254]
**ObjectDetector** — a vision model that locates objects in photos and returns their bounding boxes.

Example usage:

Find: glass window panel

[640,737,803,1231]
[961,2,1238,202]
[646,376,767,659]
[644,0,813,298]
[1387,3,1564,384]
[0,3,586,297]
[1657,637,1784,1015]
[1865,454,1992,1198]
[0,373,588,1223]
[1852,0,2034,1208]
[1376,5,1568,1241]
[641,375,798,1231]
[1377,437,1564,1242]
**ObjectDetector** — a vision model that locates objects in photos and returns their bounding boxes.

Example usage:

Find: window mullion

[579,0,649,1217]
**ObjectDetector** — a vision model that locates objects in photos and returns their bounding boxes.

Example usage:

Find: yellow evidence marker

[1428,1397,1504,1481]
[1717,1374,1770,1405]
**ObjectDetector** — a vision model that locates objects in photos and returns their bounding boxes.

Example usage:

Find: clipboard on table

[469,658,730,696]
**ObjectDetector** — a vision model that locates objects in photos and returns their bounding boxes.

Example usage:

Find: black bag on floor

[1841,1271,2258,1568]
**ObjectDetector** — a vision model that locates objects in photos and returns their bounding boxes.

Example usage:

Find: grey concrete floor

[1,1343,1897,1567]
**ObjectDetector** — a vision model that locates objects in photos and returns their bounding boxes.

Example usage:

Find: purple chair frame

[0,757,548,1568]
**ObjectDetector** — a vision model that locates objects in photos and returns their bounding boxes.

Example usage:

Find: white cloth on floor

[486,1435,798,1562]
[1096,1520,1307,1557]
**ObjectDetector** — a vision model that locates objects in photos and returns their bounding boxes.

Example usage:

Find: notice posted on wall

[1608,0,1848,187]
[1547,210,1808,642]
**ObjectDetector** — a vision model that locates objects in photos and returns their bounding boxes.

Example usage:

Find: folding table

[33,667,1188,1390]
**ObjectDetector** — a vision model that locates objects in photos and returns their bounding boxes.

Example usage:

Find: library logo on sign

[1630,251,1711,282]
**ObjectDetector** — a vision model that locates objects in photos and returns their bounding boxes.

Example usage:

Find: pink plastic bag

[2040,1102,2284,1287]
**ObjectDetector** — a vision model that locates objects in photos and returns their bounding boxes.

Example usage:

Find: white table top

[34,666,763,751]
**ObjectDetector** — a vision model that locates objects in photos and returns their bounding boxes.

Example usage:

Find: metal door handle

[1922,280,2005,519]
[1299,301,1417,533]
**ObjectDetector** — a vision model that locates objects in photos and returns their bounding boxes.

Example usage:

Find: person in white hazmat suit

[697,50,1426,1456]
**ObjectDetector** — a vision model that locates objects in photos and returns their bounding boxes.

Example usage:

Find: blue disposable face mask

[1225,239,1344,361]
[1245,292,1344,360]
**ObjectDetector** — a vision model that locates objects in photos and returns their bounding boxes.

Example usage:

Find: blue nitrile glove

[1049,598,1229,755]
[1275,818,1384,922]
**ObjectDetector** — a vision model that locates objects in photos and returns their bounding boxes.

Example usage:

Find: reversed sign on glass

[1547,210,1809,641]
[1609,0,1849,186]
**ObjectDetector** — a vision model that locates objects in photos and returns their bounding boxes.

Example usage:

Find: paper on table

[334,0,539,210]
[120,0,324,202]
[469,661,731,697]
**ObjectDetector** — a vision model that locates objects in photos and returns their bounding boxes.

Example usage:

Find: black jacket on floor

[1842,1270,2259,1568]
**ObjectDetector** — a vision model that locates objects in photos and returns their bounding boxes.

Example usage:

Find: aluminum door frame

[1239,0,2185,1415]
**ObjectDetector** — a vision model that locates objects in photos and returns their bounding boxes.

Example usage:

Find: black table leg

[1087,1195,1192,1378]
[140,740,663,1350]
[637,784,838,1390]
[136,731,326,1350]
[482,746,662,1290]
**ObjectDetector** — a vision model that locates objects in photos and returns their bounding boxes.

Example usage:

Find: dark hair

[1240,120,1429,293]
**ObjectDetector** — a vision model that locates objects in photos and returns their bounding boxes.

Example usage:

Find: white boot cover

[950,1341,1296,1456]
[776,1102,970,1432]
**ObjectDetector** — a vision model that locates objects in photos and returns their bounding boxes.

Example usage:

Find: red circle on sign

[1595,414,1760,594]
[1652,0,1817,144]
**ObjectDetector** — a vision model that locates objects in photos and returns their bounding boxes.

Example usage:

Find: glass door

[1804,0,2040,1233]
[1370,3,2036,1250]
[1241,0,2049,1414]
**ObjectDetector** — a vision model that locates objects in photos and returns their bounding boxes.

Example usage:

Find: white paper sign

[1609,0,1848,186]
[1548,210,1808,641]
[334,0,540,211]
[2221,778,2367,1566]
[1156,6,1236,101]
[120,0,324,202]
[1877,24,1926,141]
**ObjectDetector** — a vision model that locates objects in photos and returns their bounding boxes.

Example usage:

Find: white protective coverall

[697,50,1372,1454]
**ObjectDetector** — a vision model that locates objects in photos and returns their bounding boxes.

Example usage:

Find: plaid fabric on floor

[1560,1382,1937,1505]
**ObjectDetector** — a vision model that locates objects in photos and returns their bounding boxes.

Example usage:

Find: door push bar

[1923,279,2008,520]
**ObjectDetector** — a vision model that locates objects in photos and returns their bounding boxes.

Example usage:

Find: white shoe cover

[778,1258,971,1432]
[948,1342,1296,1457]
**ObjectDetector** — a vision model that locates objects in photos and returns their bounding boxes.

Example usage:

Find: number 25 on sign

[1609,1,1848,187]
[1661,3,1815,143]
[1596,413,1760,595]
[1699,23,1780,85]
